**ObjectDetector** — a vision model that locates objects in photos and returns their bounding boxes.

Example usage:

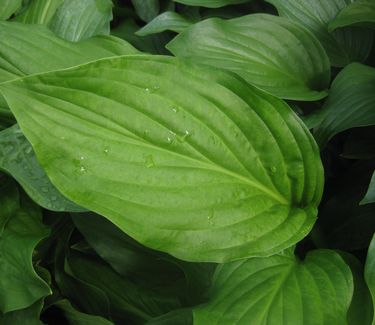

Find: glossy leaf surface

[266,0,374,67]
[194,250,353,325]
[0,55,323,262]
[167,14,330,100]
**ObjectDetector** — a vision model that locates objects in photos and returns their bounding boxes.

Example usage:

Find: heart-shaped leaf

[194,249,354,325]
[167,14,330,100]
[0,55,323,262]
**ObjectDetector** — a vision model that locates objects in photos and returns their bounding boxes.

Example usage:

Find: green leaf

[0,124,85,212]
[131,0,159,22]
[194,249,353,325]
[361,171,375,205]
[338,252,373,325]
[173,0,250,8]
[0,175,18,234]
[0,55,324,262]
[136,11,194,36]
[314,63,375,147]
[68,251,183,322]
[365,234,375,325]
[0,299,44,325]
[167,14,331,101]
[266,0,373,67]
[54,299,114,325]
[147,308,193,325]
[49,0,113,42]
[0,0,22,20]
[0,21,138,84]
[0,181,51,313]
[329,0,375,31]
[14,0,63,24]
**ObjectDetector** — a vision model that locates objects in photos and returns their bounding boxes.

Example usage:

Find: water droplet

[207,210,215,226]
[151,85,160,92]
[171,106,179,113]
[60,136,66,140]
[177,130,191,143]
[80,166,86,173]
[80,156,85,160]
[167,137,173,144]
[41,186,49,193]
[51,196,57,201]
[270,166,277,174]
[144,88,150,93]
[143,130,150,138]
[104,147,110,154]
[144,155,155,168]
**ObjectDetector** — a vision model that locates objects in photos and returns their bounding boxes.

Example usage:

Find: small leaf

[329,0,375,31]
[14,0,64,25]
[0,55,324,262]
[365,234,375,325]
[136,11,194,36]
[266,0,374,67]
[167,14,331,100]
[0,0,22,20]
[361,171,375,205]
[173,0,250,8]
[0,181,51,313]
[314,63,375,147]
[194,249,353,325]
[0,124,85,212]
[49,0,114,42]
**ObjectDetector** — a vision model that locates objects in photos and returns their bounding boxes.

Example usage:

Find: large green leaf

[314,63,375,147]
[136,11,194,36]
[329,0,375,31]
[167,14,330,101]
[266,0,373,67]
[14,0,63,24]
[194,249,353,325]
[0,21,138,83]
[49,0,113,42]
[173,0,250,8]
[362,171,375,205]
[0,124,84,212]
[0,0,22,20]
[0,55,324,262]
[365,234,375,325]
[0,181,51,313]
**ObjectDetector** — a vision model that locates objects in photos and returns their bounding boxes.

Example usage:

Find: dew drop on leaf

[145,155,155,168]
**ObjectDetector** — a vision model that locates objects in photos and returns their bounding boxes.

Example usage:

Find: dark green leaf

[0,181,51,313]
[194,249,353,324]
[167,14,330,100]
[314,63,375,147]
[329,0,375,31]
[0,299,44,325]
[0,124,85,212]
[361,171,375,205]
[266,0,374,67]
[131,0,159,22]
[0,55,323,262]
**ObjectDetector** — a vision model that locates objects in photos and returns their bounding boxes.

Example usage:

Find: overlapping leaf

[329,0,375,31]
[365,234,375,325]
[194,249,353,325]
[167,14,331,100]
[0,55,323,262]
[0,0,22,20]
[266,0,373,67]
[0,181,51,313]
[314,63,375,147]
[14,0,63,24]
[173,0,250,8]
[0,125,84,212]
